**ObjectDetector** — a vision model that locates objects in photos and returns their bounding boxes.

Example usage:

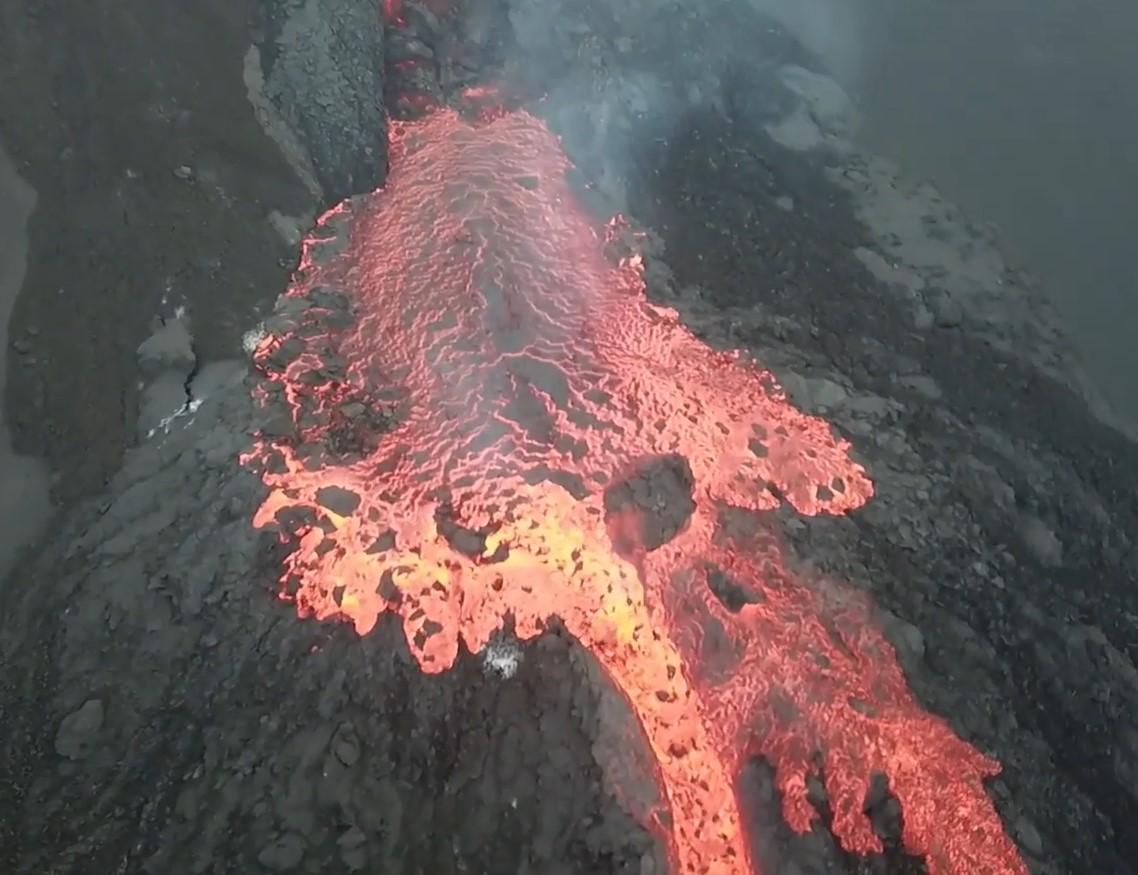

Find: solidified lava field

[244,106,1029,875]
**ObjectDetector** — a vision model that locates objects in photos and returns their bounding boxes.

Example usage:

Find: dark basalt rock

[259,0,389,203]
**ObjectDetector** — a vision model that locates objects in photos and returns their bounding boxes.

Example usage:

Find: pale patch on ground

[836,157,1009,297]
[146,398,203,440]
[765,104,825,152]
[853,246,926,298]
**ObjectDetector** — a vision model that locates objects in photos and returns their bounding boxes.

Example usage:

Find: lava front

[243,106,1029,875]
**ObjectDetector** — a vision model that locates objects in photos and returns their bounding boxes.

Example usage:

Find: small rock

[259,411,296,439]
[933,296,964,328]
[893,354,923,376]
[1014,816,1044,855]
[338,826,368,871]
[779,373,848,411]
[898,375,943,400]
[266,337,304,370]
[367,530,397,554]
[315,485,361,517]
[257,832,305,871]
[173,165,195,181]
[1020,515,1063,567]
[864,773,903,841]
[1112,726,1138,789]
[883,612,925,666]
[275,296,314,317]
[846,393,892,419]
[307,287,351,312]
[448,527,483,556]
[805,772,828,808]
[332,722,361,766]
[308,233,351,265]
[55,699,104,760]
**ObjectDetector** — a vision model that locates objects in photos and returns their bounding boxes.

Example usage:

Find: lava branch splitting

[242,106,1030,875]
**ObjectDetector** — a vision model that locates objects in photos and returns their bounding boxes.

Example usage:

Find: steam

[496,0,865,214]
[748,0,865,86]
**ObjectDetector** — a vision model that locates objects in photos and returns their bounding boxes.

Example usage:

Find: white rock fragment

[481,638,523,679]
[242,323,268,357]
[146,398,203,439]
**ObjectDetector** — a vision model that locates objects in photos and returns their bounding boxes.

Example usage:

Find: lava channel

[243,106,1030,875]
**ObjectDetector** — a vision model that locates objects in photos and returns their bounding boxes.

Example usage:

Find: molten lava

[244,107,1029,875]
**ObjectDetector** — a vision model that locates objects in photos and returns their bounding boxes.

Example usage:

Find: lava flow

[243,106,1029,875]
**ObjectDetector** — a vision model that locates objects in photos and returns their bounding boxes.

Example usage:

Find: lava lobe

[243,106,1029,875]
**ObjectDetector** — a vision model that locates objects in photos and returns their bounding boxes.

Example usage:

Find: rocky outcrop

[258,0,388,203]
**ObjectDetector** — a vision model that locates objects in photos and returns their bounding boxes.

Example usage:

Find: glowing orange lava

[243,107,1029,875]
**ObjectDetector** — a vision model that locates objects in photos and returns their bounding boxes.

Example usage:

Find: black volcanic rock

[259,0,389,203]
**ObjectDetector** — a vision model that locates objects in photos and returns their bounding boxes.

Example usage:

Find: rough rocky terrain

[0,0,386,505]
[2,1,1137,874]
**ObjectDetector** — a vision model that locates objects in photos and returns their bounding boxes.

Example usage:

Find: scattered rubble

[54,699,104,760]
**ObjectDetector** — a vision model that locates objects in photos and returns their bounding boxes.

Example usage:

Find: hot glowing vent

[243,107,1028,875]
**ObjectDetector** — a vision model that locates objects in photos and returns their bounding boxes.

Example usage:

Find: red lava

[243,106,1030,875]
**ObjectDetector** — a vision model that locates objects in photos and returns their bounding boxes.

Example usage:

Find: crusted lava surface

[243,105,1027,875]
